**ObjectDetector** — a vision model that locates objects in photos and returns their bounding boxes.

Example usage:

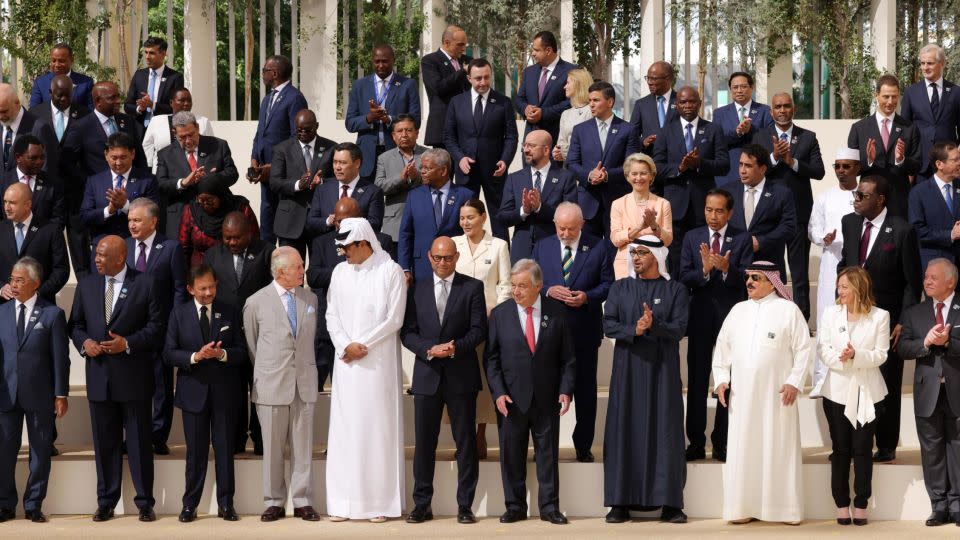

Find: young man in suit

[486,258,576,525]
[124,36,184,133]
[345,44,420,180]
[712,72,773,188]
[532,202,612,462]
[29,43,94,109]
[66,81,146,178]
[838,174,923,462]
[515,31,574,144]
[0,257,69,523]
[420,26,471,148]
[165,264,247,523]
[374,114,427,242]
[630,60,678,155]
[67,235,165,522]
[678,188,753,462]
[909,141,960,269]
[0,183,69,305]
[1,135,65,228]
[250,54,308,244]
[0,83,60,174]
[900,44,960,183]
[443,58,518,240]
[305,142,384,237]
[402,236,487,525]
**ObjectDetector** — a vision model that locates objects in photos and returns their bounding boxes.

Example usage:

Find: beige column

[299,0,339,124]
[871,0,895,72]
[183,0,218,119]
[639,0,665,98]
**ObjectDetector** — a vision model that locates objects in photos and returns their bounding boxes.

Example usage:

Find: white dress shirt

[15,167,35,191]
[770,125,800,172]
[105,266,127,311]
[14,293,37,336]
[515,295,542,344]
[51,105,71,131]
[132,231,157,266]
[860,207,887,259]
[743,178,766,214]
[268,80,290,109]
[3,107,24,140]
[190,298,228,364]
[325,177,362,225]
[103,167,134,218]
[933,174,955,207]
[294,137,320,192]
[927,77,945,102]
[470,88,490,113]
[560,234,581,265]
[872,111,904,166]
[520,163,550,218]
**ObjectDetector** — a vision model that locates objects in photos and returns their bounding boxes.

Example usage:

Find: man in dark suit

[567,81,640,237]
[402,236,486,525]
[165,264,246,523]
[0,256,69,523]
[123,36,184,133]
[897,257,960,527]
[486,258,575,525]
[80,132,159,243]
[1,134,64,228]
[305,141,384,237]
[499,130,577,262]
[514,31,574,144]
[0,83,59,174]
[678,188,753,462]
[909,142,960,269]
[847,74,922,217]
[901,44,960,182]
[653,85,728,272]
[421,25,471,148]
[67,235,165,522]
[630,60,678,155]
[0,183,68,304]
[838,174,923,462]
[712,72,774,188]
[29,43,94,109]
[65,81,146,179]
[532,202,612,462]
[203,212,274,454]
[443,58,518,241]
[751,93,825,320]
[250,54,308,244]
[156,111,239,238]
[727,143,796,279]
[398,148,472,282]
[345,44,420,179]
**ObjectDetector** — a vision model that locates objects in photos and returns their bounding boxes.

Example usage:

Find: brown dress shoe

[293,506,321,521]
[260,506,286,522]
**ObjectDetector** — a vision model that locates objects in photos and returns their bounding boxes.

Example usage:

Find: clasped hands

[343,342,369,362]
[771,135,794,167]
[83,331,128,357]
[428,340,456,359]
[698,244,731,274]
[195,340,225,362]
[521,187,541,214]
[366,99,389,124]
[588,161,608,185]
[296,169,323,191]
[105,187,128,214]
[865,137,905,164]
[523,104,542,124]
[924,323,952,349]
[634,302,653,336]
[546,285,587,307]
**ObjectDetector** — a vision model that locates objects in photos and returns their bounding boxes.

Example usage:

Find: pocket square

[307,306,316,314]
[33,322,44,330]
[220,325,230,332]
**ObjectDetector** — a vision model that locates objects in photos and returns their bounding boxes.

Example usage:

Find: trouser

[257,393,315,508]
[89,399,155,509]
[0,406,55,511]
[259,184,278,244]
[787,219,811,321]
[182,400,237,508]
[476,180,509,242]
[152,356,173,445]
[412,389,478,508]
[236,362,262,449]
[916,383,960,515]
[571,342,598,452]
[499,399,561,514]
[875,348,904,451]
[66,211,91,276]
[823,398,875,509]
[278,236,308,262]
[685,317,728,449]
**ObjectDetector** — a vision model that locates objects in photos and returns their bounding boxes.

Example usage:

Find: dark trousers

[181,400,237,508]
[235,362,262,449]
[685,317,728,449]
[412,389,479,508]
[916,383,960,514]
[499,399,561,514]
[787,219,811,321]
[823,398,875,508]
[89,399,154,509]
[152,356,174,445]
[571,342,598,452]
[875,349,904,451]
[66,211,91,276]
[0,405,54,511]
[259,184,278,244]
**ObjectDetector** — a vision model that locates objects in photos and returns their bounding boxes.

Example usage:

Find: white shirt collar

[927,77,945,89]
[431,180,451,197]
[864,207,888,229]
[875,110,895,124]
[337,176,360,194]
[937,292,955,309]
[745,178,766,194]
[709,224,729,238]
[94,109,112,124]
[193,298,212,316]
[775,124,794,139]
[561,234,581,253]
[299,137,318,151]
[272,280,294,297]
[15,212,32,232]
[134,230,157,250]
[517,295,542,316]
[470,87,490,103]
[530,162,551,180]
[114,168,133,183]
[541,56,560,73]
[272,80,290,94]
[53,104,71,119]
[107,265,127,284]
[376,72,395,84]
[440,48,455,61]
[16,167,36,183]
[735,99,753,113]
[14,293,38,318]
[934,174,954,192]
[680,116,699,132]
[595,112,614,125]
[433,273,453,286]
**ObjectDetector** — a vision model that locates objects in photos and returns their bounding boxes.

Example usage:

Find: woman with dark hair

[178,178,258,266]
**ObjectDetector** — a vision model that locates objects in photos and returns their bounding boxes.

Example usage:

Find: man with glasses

[630,61,678,155]
[838,174,922,462]
[909,141,960,269]
[712,72,773,188]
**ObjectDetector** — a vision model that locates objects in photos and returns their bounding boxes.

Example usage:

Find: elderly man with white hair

[242,245,319,523]
[142,88,214,170]
[901,43,960,183]
[0,83,59,173]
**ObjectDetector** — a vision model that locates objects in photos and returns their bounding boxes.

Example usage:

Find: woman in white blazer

[452,198,511,458]
[552,67,593,162]
[817,266,889,526]
[142,88,214,171]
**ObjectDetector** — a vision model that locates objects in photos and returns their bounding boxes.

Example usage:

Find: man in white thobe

[325,217,407,522]
[808,148,859,396]
[713,260,811,524]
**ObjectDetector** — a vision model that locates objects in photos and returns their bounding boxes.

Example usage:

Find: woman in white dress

[817,267,889,526]
[451,199,511,458]
[142,87,214,171]
[552,68,593,162]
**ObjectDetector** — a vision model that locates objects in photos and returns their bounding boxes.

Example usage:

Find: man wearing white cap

[712,260,811,525]
[808,148,860,397]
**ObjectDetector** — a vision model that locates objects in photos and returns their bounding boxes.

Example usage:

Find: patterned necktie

[2,127,11,169]
[744,188,756,227]
[200,305,211,343]
[15,223,24,253]
[880,118,890,150]
[284,290,297,336]
[436,279,448,322]
[657,95,666,128]
[780,132,789,144]
[931,82,940,117]
[537,68,550,101]
[561,245,573,285]
[711,232,721,255]
[105,277,116,324]
[684,123,694,153]
[136,241,147,271]
[105,117,118,136]
[115,174,124,190]
[303,144,312,170]
[598,121,608,151]
[55,111,65,141]
[473,94,484,128]
[187,151,197,172]
[945,183,955,213]
[17,303,25,342]
[234,252,244,281]
[738,106,747,122]
[858,221,873,266]
[524,306,536,353]
[534,171,543,191]
[433,189,443,227]
[340,184,349,199]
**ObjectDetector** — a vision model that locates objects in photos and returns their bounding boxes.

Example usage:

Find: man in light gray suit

[242,246,320,523]
[374,114,426,242]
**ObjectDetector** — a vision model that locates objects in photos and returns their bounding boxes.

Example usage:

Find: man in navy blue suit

[165,264,246,523]
[909,141,960,269]
[68,235,165,522]
[345,44,420,180]
[630,61,678,155]
[443,58,518,241]
[123,36,184,134]
[566,81,640,237]
[678,188,752,462]
[901,44,960,182]
[29,43,94,109]
[653,86,728,272]
[399,148,472,283]
[499,130,577,262]
[514,31,574,144]
[250,54,308,244]
[712,72,773,188]
[532,202,612,462]
[65,81,145,180]
[305,142,384,237]
[0,257,69,523]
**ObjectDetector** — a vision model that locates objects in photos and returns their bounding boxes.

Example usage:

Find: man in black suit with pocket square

[124,36,184,135]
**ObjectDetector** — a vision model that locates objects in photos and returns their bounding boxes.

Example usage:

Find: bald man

[0,83,59,174]
[421,26,472,148]
[630,61,679,155]
[0,183,69,304]
[63,81,145,183]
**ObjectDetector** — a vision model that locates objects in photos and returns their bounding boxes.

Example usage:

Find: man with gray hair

[243,245,319,522]
[901,43,960,182]
[0,82,59,174]
[156,109,239,238]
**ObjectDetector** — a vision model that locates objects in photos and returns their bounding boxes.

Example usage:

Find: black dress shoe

[873,448,896,463]
[0,508,15,522]
[139,506,157,522]
[92,506,114,522]
[661,506,687,524]
[926,511,949,526]
[457,506,476,524]
[50,446,60,457]
[153,442,170,455]
[540,510,568,525]
[685,445,706,461]
[25,509,47,523]
[260,506,285,522]
[605,506,630,523]
[853,517,868,526]
[628,505,661,512]
[406,504,433,523]
[218,506,239,521]
[179,507,197,522]
[575,449,595,463]
[499,509,526,523]
[836,517,852,525]
[713,446,726,462]
[293,506,321,521]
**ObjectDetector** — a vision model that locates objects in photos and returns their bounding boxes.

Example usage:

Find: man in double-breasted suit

[123,36,184,133]
[0,257,69,523]
[630,61,678,155]
[420,26,471,148]
[305,142,384,237]
[514,31,574,144]
[374,114,426,242]
[900,44,960,182]
[29,43,94,109]
[486,258,575,525]
[243,247,320,522]
[67,235,165,522]
[909,141,960,270]
[401,236,487,524]
[712,72,774,188]
[0,183,69,305]
[443,58,518,241]
[1,135,65,228]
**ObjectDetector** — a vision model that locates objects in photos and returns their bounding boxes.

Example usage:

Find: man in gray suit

[374,113,426,242]
[898,257,960,527]
[242,246,319,522]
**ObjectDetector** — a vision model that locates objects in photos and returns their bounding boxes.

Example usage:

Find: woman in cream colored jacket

[609,153,673,278]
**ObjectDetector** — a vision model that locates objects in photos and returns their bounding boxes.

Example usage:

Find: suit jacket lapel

[440,278,463,329]
[18,223,38,254]
[864,222,892,266]
[295,290,307,341]
[146,238,163,272]
[20,305,42,348]
[540,168,558,200]
[567,242,590,285]
[1,224,18,260]
[440,190,459,230]
[752,188,774,226]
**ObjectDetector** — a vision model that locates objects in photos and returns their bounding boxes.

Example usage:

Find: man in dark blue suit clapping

[305,142,385,237]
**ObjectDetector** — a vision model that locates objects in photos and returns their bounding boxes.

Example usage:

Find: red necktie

[937,302,945,326]
[524,306,536,354]
[187,151,197,172]
[340,185,349,199]
[711,232,721,255]
[858,221,873,266]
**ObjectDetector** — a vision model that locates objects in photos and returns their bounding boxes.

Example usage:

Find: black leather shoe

[0,508,15,522]
[873,448,896,463]
[50,446,60,457]
[661,506,687,523]
[499,509,526,523]
[837,517,852,525]
[926,511,949,526]
[179,507,197,522]
[685,445,706,461]
[25,509,47,523]
[575,449,595,463]
[218,506,239,521]
[260,506,285,522]
[92,506,114,522]
[153,441,170,455]
[605,506,630,523]
[457,506,476,524]
[629,505,661,511]
[406,504,433,523]
[540,510,568,525]
[713,446,726,462]
[139,506,156,522]
[293,506,321,521]
[853,517,868,526]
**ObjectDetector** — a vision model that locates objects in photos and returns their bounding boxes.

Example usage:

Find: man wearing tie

[630,61,678,155]
[305,142,385,236]
[420,26,471,149]
[66,81,145,179]
[909,142,960,270]
[1,135,65,228]
[28,43,94,108]
[712,72,774,188]
[901,44,960,183]
[0,256,69,523]
[515,31,574,144]
[123,36,185,134]
[0,183,69,305]
[0,84,59,174]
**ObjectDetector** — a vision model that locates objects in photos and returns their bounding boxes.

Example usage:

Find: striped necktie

[562,245,573,285]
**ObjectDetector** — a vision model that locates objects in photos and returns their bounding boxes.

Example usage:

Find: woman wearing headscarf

[178,177,258,267]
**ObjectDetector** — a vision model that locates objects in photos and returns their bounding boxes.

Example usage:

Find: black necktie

[473,94,484,128]
[931,82,941,116]
[200,305,211,343]
[16,303,25,341]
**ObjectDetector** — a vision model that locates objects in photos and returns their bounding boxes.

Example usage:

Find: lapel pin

[30,226,37,232]
[161,77,166,82]
[698,128,705,135]
[543,314,549,321]
[35,185,43,191]
[246,253,254,260]
[764,192,772,198]
[839,326,846,332]
[611,128,618,134]
[654,298,661,305]
[121,288,128,294]
[490,97,496,103]
[791,136,799,144]
[581,244,590,252]
[947,87,952,93]
[356,187,365,194]
[885,227,892,233]
[750,109,757,116]
[953,305,959,310]
[767,332,776,339]
[670,103,676,109]
[725,236,733,242]
[155,243,163,250]
[895,127,901,133]
[444,61,450,66]
[215,312,221,319]
[70,109,79,118]
[550,75,557,80]
[447,197,454,205]
[29,316,37,322]
[551,177,558,183]
[541,321,548,328]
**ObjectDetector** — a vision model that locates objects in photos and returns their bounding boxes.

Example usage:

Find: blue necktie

[266,90,278,121]
[433,189,443,227]
[55,111,66,141]
[105,117,118,135]
[945,183,954,214]
[115,174,124,190]
[284,291,297,336]
[684,123,694,153]
[145,70,158,127]
[780,132,788,143]
[15,222,24,253]
[657,95,666,128]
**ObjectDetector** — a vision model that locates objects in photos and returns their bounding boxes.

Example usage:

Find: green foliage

[573,0,642,80]
[355,8,427,79]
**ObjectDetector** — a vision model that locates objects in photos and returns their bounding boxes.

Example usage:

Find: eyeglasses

[852,191,873,201]
[744,273,767,283]
[833,163,855,170]
[429,254,456,263]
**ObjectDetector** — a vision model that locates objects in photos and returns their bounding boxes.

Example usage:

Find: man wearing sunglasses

[908,141,960,271]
